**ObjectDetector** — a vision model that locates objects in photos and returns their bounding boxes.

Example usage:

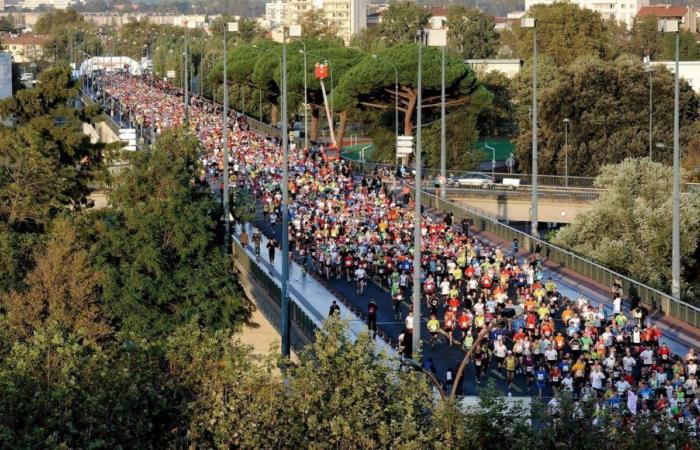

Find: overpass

[445,186,597,224]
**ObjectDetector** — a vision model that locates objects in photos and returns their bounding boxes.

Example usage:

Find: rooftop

[637,5,689,18]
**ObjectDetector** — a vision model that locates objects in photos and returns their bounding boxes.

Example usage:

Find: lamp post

[659,19,681,301]
[222,22,238,254]
[183,33,189,126]
[485,144,496,180]
[439,22,448,200]
[522,17,538,237]
[371,54,398,161]
[297,42,309,148]
[563,118,570,187]
[644,56,655,160]
[277,24,302,358]
[411,27,447,360]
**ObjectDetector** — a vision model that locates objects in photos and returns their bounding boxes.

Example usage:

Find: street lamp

[438,21,448,201]
[563,118,570,187]
[296,42,309,149]
[485,144,496,180]
[411,27,447,360]
[275,23,302,358]
[521,17,539,237]
[659,18,681,301]
[644,56,655,160]
[371,54,399,163]
[221,21,238,254]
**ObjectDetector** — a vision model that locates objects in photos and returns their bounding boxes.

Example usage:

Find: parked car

[447,172,494,189]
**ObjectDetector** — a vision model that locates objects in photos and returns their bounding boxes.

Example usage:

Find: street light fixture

[644,56,655,160]
[412,27,447,360]
[563,118,570,187]
[274,23,302,358]
[485,144,496,180]
[371,54,399,164]
[296,43,309,149]
[521,17,539,237]
[659,18,682,301]
[221,21,238,254]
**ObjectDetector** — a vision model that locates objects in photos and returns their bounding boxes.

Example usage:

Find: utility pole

[222,22,236,253]
[440,45,447,200]
[412,29,425,359]
[183,33,189,126]
[522,17,538,237]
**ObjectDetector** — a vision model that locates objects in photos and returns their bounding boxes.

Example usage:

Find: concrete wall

[450,192,593,224]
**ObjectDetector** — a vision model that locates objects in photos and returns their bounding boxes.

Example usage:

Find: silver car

[448,172,494,189]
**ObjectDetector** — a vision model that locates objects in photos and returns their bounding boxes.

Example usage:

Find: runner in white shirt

[590,367,606,392]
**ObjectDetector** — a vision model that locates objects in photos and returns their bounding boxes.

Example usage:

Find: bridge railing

[346,159,700,329]
[231,237,318,349]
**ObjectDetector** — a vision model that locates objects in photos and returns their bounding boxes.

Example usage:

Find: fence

[346,159,700,329]
[231,238,317,349]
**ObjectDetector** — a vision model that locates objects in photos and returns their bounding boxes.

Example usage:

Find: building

[22,0,75,10]
[428,6,447,29]
[2,33,46,63]
[652,60,700,93]
[0,53,11,100]
[284,0,366,42]
[524,0,649,28]
[266,0,291,28]
[636,5,697,33]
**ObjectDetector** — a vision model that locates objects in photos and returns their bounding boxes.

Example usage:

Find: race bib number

[552,377,559,382]
[475,360,482,366]
[537,373,545,381]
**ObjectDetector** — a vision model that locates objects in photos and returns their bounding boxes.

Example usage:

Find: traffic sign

[397,135,414,155]
[166,70,176,79]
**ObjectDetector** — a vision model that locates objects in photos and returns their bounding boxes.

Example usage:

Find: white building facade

[523,0,649,28]
[271,0,366,41]
[23,0,76,10]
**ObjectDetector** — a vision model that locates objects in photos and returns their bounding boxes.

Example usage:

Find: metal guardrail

[346,159,700,329]
[231,239,317,348]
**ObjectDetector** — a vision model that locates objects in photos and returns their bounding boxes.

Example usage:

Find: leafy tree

[180,318,435,448]
[299,8,342,44]
[334,43,491,138]
[86,128,251,337]
[553,158,700,294]
[514,55,699,176]
[209,15,265,44]
[423,108,482,171]
[477,70,516,137]
[627,15,663,59]
[1,218,111,343]
[517,3,617,66]
[661,29,700,60]
[0,66,103,228]
[0,324,178,448]
[33,8,84,35]
[376,1,430,46]
[446,6,500,59]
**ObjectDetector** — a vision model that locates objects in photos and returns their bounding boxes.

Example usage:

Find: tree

[661,29,700,60]
[553,158,700,294]
[180,318,435,448]
[513,55,700,176]
[334,44,491,138]
[1,218,111,343]
[0,66,103,228]
[446,6,500,59]
[0,323,179,448]
[376,1,430,46]
[299,9,342,44]
[209,15,265,44]
[423,108,482,171]
[517,3,617,66]
[627,15,663,59]
[86,129,251,337]
[476,70,516,137]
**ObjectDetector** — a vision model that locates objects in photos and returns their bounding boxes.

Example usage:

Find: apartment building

[2,33,46,63]
[524,0,649,28]
[23,0,76,10]
[272,0,366,41]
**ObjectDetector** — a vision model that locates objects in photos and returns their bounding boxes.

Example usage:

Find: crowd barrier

[345,160,700,330]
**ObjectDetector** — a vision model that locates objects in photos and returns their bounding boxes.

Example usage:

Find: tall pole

[672,29,681,300]
[281,27,291,357]
[530,24,539,237]
[649,68,653,159]
[298,42,308,149]
[222,25,231,252]
[412,31,424,359]
[564,119,569,187]
[184,34,190,126]
[394,65,398,154]
[440,46,446,200]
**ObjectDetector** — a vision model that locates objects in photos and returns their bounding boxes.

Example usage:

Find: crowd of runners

[93,73,700,433]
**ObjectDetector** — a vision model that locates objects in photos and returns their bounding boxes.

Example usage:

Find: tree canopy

[553,158,700,296]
